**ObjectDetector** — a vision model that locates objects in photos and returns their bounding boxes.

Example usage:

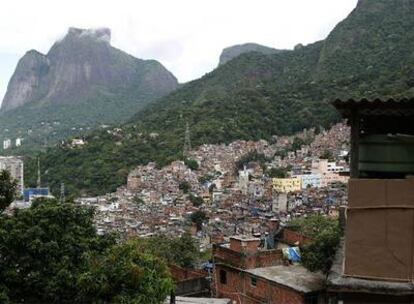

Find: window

[305,294,318,304]
[251,276,257,287]
[219,270,227,285]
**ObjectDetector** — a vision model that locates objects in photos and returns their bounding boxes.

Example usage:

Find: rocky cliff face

[218,43,284,65]
[2,50,49,111]
[1,27,178,111]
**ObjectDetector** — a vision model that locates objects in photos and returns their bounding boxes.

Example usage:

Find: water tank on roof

[359,134,414,174]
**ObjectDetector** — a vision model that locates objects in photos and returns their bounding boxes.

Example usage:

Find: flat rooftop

[164,297,231,304]
[230,235,261,242]
[245,265,325,293]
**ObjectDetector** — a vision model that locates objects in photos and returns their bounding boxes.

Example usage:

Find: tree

[135,233,200,269]
[320,149,335,161]
[292,136,305,151]
[198,174,213,184]
[289,215,341,273]
[78,241,173,304]
[267,167,288,178]
[0,199,173,303]
[191,210,207,231]
[189,194,204,207]
[178,181,191,194]
[184,159,199,171]
[235,151,268,172]
[301,227,341,273]
[133,195,144,205]
[0,170,17,213]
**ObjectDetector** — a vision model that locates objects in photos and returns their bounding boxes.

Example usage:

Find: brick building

[169,265,210,297]
[213,236,325,303]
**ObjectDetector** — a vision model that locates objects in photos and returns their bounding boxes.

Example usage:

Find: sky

[0,0,358,103]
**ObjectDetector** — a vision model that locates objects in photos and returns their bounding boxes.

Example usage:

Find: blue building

[23,188,50,202]
[297,174,321,189]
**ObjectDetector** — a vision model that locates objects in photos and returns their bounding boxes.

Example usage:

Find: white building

[0,156,24,194]
[311,159,345,174]
[272,192,288,213]
[3,139,11,150]
[238,166,249,195]
[71,138,85,146]
[311,159,349,187]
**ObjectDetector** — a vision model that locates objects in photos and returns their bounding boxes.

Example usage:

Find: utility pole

[37,157,41,188]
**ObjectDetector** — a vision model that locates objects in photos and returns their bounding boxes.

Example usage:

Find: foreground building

[327,98,414,303]
[213,233,325,304]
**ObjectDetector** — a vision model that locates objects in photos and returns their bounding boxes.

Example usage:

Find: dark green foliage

[0,199,113,302]
[136,233,200,268]
[0,170,17,213]
[133,195,144,205]
[292,136,310,151]
[320,149,335,161]
[189,194,204,207]
[78,241,173,304]
[198,174,214,184]
[235,151,269,171]
[267,167,288,178]
[178,181,191,194]
[191,210,207,231]
[0,88,163,157]
[290,215,341,273]
[0,199,173,303]
[24,1,414,196]
[184,158,199,171]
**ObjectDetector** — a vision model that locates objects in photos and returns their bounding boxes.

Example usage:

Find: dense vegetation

[25,0,414,196]
[0,82,173,156]
[0,199,174,303]
[135,233,201,269]
[0,170,17,213]
[289,215,341,273]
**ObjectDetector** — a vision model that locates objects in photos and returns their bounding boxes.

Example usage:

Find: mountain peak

[66,27,111,43]
[219,43,284,65]
[1,27,177,112]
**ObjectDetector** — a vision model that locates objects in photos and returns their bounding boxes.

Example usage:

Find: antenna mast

[183,121,192,157]
[60,183,65,203]
[37,157,41,188]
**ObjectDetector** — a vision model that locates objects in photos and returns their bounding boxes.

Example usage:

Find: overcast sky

[0,0,358,103]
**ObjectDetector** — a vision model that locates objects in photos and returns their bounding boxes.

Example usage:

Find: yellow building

[272,177,301,193]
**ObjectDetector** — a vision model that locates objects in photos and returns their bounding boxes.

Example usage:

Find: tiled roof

[332,97,414,118]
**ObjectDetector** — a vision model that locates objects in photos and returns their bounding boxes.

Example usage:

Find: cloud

[0,0,358,101]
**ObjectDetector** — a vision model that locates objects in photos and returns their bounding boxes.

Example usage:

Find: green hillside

[25,0,414,196]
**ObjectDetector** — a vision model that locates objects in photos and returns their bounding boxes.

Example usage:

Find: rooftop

[332,98,414,118]
[230,235,261,242]
[245,264,325,293]
[164,297,231,304]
